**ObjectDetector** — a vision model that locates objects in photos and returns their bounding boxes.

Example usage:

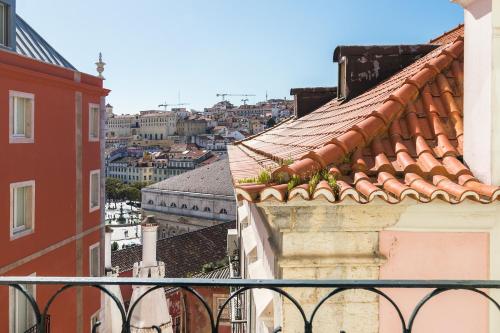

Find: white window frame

[89,242,100,277]
[9,91,35,144]
[10,180,35,240]
[88,103,100,142]
[9,273,36,333]
[89,170,100,212]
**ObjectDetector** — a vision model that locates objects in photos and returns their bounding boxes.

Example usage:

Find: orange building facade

[0,2,109,332]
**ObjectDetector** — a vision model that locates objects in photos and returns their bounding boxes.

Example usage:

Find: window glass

[90,245,100,277]
[12,185,33,234]
[0,4,5,46]
[89,105,99,140]
[90,172,100,210]
[11,96,33,138]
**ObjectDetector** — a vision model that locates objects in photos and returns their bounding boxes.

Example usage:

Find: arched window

[204,207,211,212]
[219,208,228,214]
[192,205,199,211]
[160,201,166,207]
[181,204,187,209]
[170,203,177,208]
[147,199,154,205]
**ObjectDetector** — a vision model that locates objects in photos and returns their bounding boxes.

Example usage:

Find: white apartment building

[142,159,236,237]
[107,157,154,183]
[139,111,177,140]
[106,114,137,138]
[105,110,176,140]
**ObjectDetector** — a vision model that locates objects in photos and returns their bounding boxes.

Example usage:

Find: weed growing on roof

[287,174,301,191]
[237,177,257,184]
[281,155,294,166]
[308,172,321,196]
[257,169,272,184]
[342,152,353,164]
[327,175,340,198]
[238,166,340,200]
[320,169,340,197]
[237,169,280,185]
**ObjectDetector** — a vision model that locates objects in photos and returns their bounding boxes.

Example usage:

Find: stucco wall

[379,231,489,333]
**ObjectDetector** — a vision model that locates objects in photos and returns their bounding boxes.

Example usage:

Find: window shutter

[24,99,33,139]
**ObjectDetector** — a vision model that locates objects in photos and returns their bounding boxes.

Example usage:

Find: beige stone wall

[258,201,401,333]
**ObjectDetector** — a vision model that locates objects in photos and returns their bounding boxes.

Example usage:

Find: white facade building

[142,159,236,237]
[105,110,176,140]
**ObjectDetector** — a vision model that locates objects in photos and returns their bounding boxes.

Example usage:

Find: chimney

[333,44,436,100]
[129,215,172,332]
[141,216,158,267]
[290,87,337,118]
[452,0,500,185]
[104,225,113,271]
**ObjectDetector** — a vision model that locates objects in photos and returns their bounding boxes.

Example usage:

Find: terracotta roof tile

[112,222,234,276]
[430,24,464,45]
[228,25,500,204]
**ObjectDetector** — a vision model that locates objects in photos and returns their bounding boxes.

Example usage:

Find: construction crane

[216,93,256,102]
[158,102,189,111]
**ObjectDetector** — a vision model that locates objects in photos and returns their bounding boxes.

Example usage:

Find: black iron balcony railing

[0,276,499,333]
[24,315,50,333]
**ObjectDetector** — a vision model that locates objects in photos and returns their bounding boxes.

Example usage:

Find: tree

[106,178,124,206]
[106,178,149,204]
[123,185,141,202]
[111,241,119,251]
[130,181,151,191]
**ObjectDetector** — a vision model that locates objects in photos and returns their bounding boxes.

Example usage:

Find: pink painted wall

[379,231,489,333]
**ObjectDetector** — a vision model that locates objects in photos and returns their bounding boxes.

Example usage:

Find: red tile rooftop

[228,26,500,204]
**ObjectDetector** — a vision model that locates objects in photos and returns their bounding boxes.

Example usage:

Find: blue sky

[17,1,463,114]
